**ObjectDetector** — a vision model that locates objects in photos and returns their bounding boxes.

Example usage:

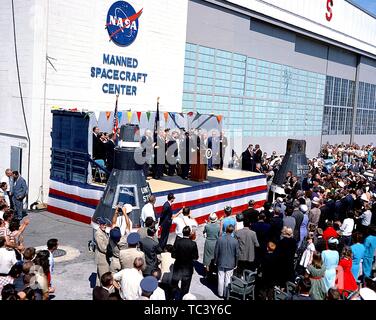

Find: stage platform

[47,168,268,225]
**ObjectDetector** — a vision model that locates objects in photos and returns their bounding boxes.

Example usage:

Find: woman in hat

[203,213,220,277]
[322,237,339,292]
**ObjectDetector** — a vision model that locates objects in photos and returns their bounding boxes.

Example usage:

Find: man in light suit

[12,171,28,221]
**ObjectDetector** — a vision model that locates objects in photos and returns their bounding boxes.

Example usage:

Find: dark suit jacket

[92,133,100,159]
[171,237,198,275]
[105,140,116,170]
[160,201,173,226]
[139,236,163,275]
[93,286,110,300]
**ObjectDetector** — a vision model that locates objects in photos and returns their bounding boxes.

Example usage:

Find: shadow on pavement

[89,273,97,288]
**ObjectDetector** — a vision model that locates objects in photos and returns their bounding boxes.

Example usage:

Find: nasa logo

[325,0,334,22]
[106,1,143,47]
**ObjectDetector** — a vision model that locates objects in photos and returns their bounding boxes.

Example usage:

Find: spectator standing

[12,171,28,221]
[171,226,199,300]
[0,236,17,275]
[235,218,259,276]
[350,232,365,280]
[214,225,239,298]
[1,169,13,209]
[119,232,144,270]
[139,227,162,276]
[113,257,145,300]
[140,195,156,227]
[94,217,110,285]
[363,226,376,277]
[306,252,327,300]
[172,207,198,240]
[202,213,220,276]
[336,246,358,295]
[322,237,340,292]
[159,193,175,249]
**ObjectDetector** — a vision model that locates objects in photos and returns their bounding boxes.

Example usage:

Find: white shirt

[340,218,354,236]
[0,176,10,192]
[172,216,198,238]
[0,190,9,207]
[0,248,17,274]
[116,215,133,237]
[0,211,4,220]
[48,251,55,274]
[150,286,166,300]
[113,268,143,300]
[140,203,155,226]
[359,210,372,227]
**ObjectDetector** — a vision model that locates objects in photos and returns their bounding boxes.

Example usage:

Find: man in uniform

[119,232,145,269]
[94,217,110,285]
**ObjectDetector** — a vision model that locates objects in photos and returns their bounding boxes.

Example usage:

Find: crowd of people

[92,126,228,181]
[91,142,376,300]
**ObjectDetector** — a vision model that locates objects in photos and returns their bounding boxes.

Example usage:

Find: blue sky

[351,0,376,15]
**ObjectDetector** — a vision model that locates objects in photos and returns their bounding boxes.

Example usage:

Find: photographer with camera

[112,203,133,237]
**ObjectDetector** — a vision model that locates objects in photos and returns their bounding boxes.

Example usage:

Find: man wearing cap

[113,257,145,300]
[138,276,159,300]
[94,217,110,286]
[159,193,176,250]
[119,232,145,270]
[108,227,127,273]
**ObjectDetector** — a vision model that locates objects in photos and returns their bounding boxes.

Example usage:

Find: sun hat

[209,213,218,222]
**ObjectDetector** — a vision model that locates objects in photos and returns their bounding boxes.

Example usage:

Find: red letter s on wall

[326,0,334,21]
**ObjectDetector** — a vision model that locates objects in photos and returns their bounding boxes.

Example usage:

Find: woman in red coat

[336,246,358,296]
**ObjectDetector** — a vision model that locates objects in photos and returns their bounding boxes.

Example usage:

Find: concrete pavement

[23,211,221,300]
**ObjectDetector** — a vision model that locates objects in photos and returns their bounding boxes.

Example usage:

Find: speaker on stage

[92,124,152,228]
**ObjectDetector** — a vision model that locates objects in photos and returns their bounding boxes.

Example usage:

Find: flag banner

[216,115,223,123]
[117,111,123,123]
[105,111,111,120]
[127,111,132,123]
[136,111,142,122]
[146,111,151,122]
[164,112,169,123]
[193,112,201,122]
[112,95,119,134]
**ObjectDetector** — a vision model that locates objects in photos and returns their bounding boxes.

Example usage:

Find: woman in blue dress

[351,232,365,280]
[298,205,309,249]
[220,206,236,237]
[363,227,376,277]
[322,237,339,292]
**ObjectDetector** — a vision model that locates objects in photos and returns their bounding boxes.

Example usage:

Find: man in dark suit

[139,227,163,276]
[159,193,175,249]
[154,130,166,179]
[241,144,255,171]
[141,129,154,178]
[105,133,116,173]
[93,272,119,300]
[12,171,28,221]
[92,126,101,159]
[179,131,190,180]
[219,131,228,170]
[254,144,262,165]
[171,226,199,300]
[166,131,178,176]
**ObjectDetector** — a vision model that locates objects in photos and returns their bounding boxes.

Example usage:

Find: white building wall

[0,0,189,204]
[227,0,376,56]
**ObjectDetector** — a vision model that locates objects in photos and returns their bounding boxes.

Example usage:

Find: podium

[190,149,208,182]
